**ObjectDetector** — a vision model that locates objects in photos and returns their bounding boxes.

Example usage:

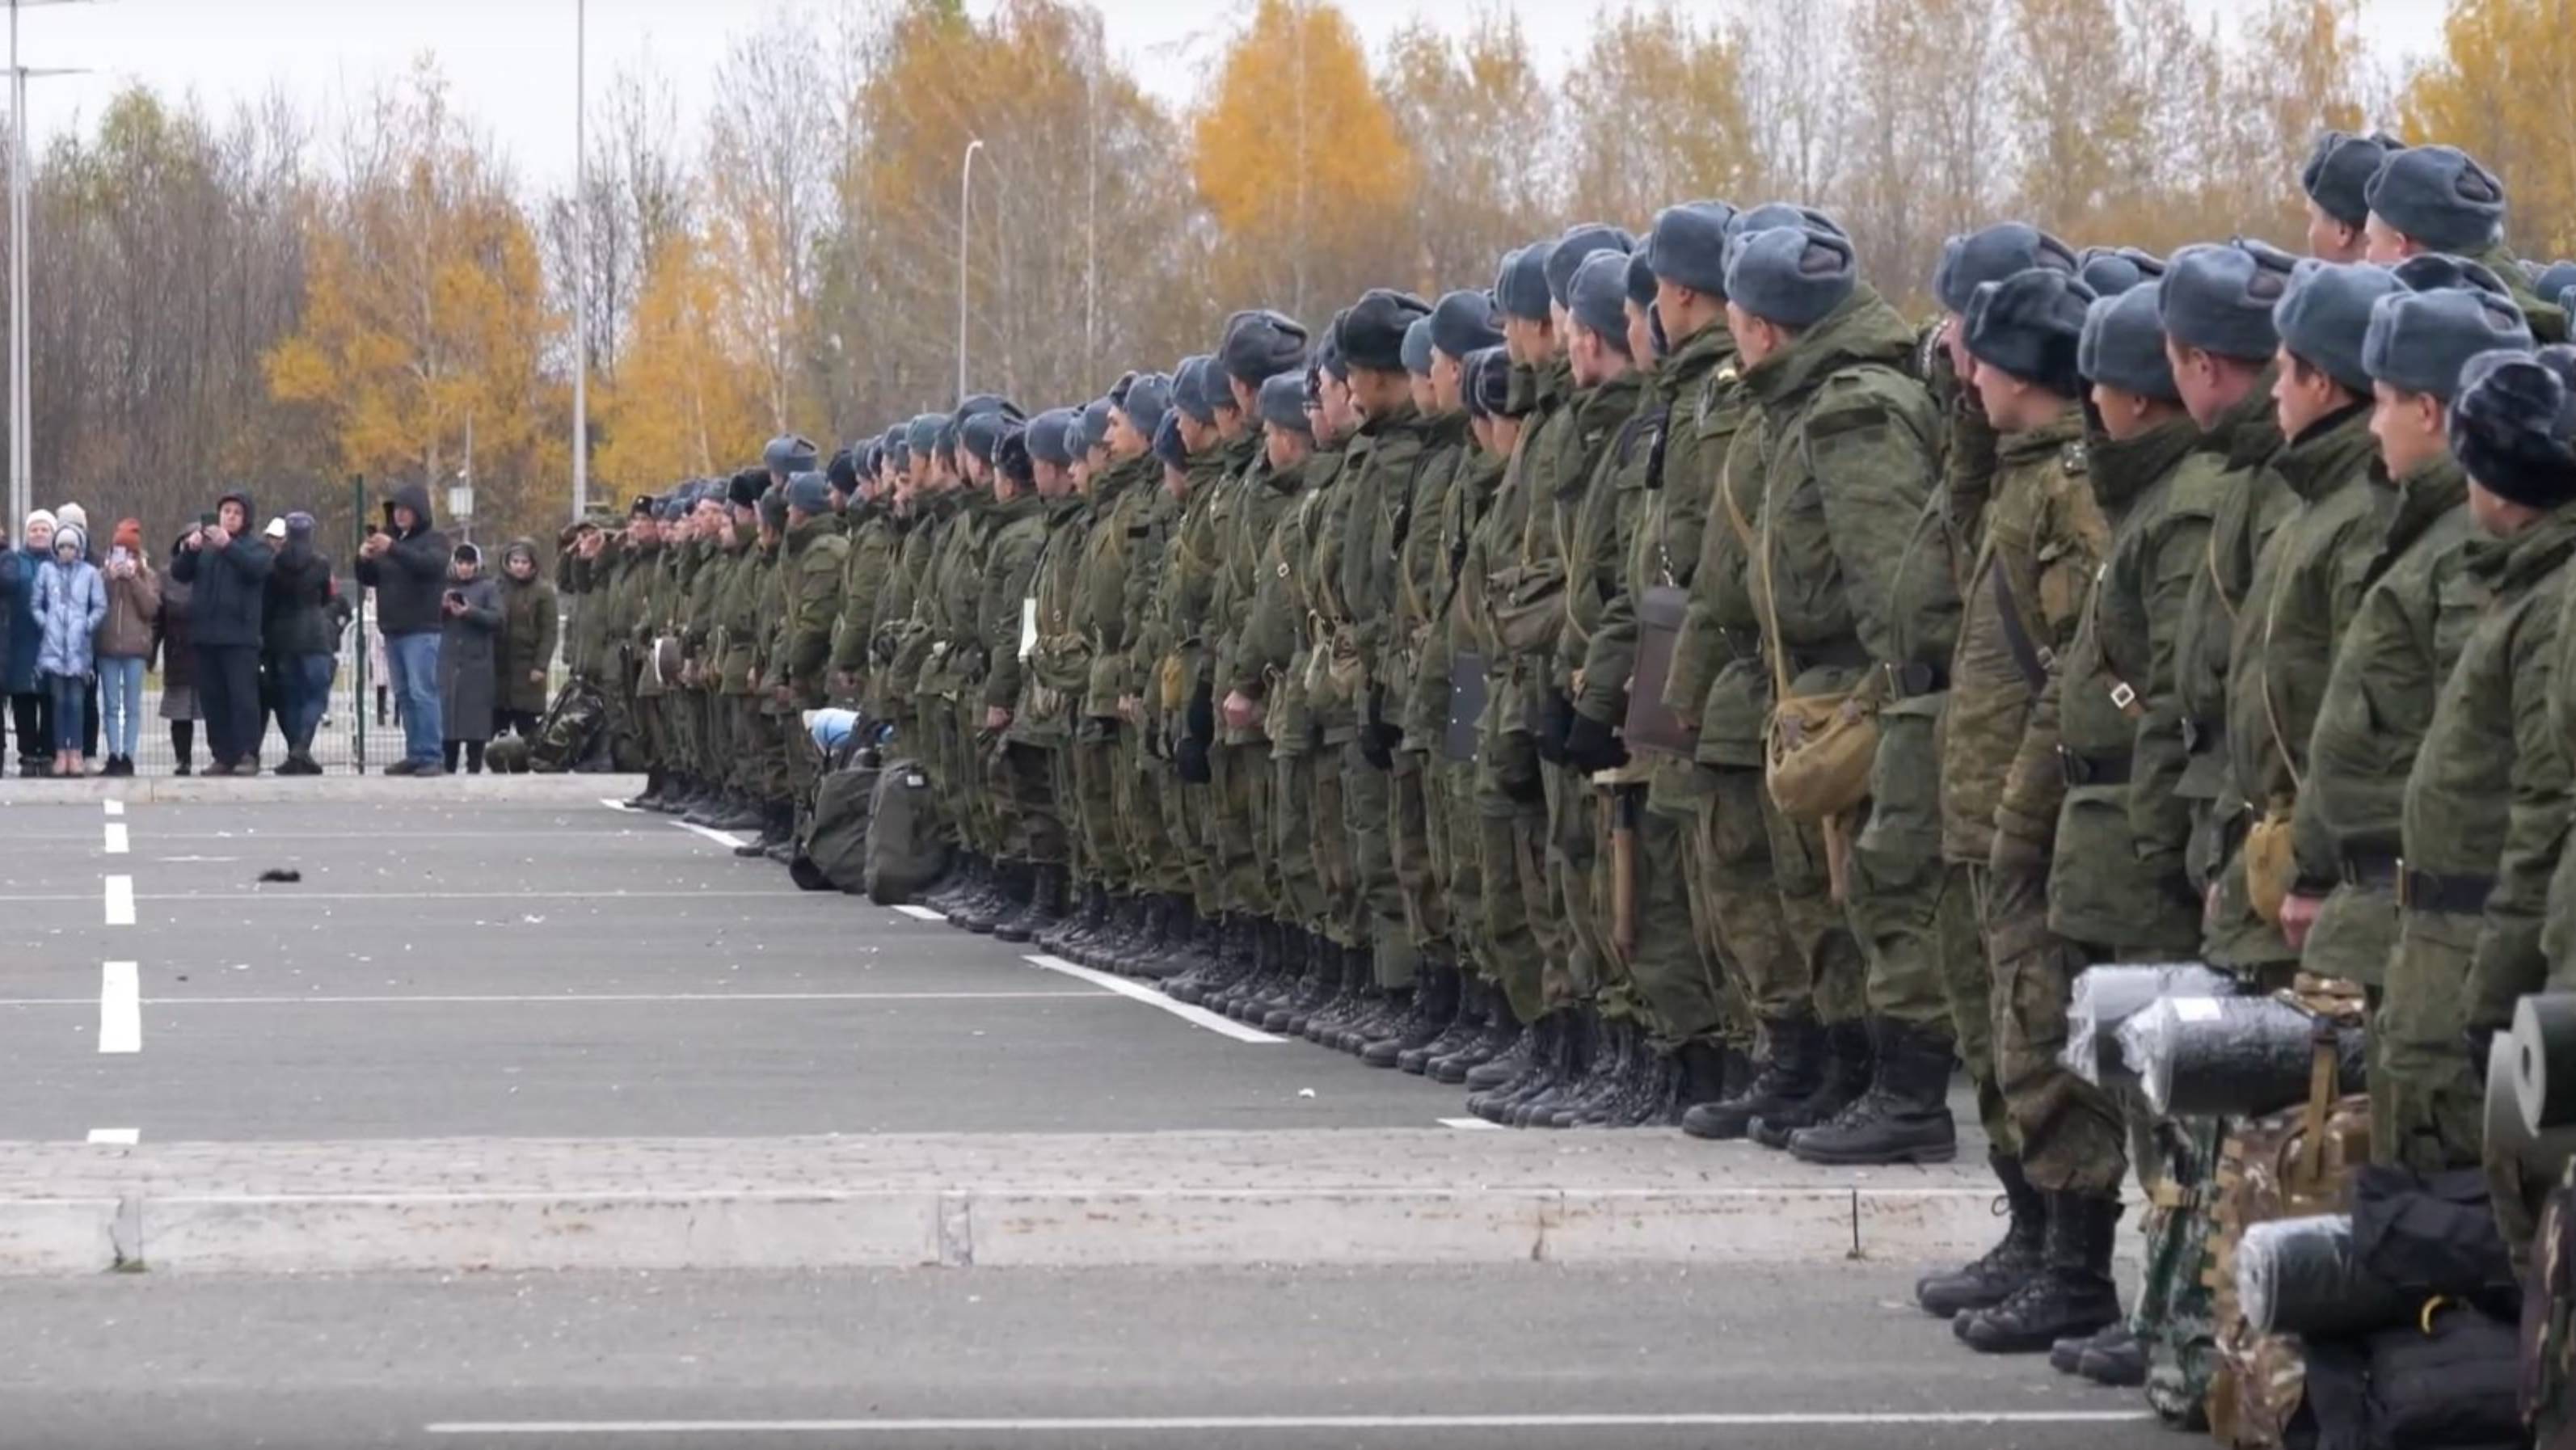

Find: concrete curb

[0,1184,2007,1275]
[0,774,643,806]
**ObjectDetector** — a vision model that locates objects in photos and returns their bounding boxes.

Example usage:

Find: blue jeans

[47,672,85,756]
[280,653,336,752]
[98,656,145,760]
[383,631,443,767]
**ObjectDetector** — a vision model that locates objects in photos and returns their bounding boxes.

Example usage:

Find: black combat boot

[1039,883,1103,955]
[644,773,688,813]
[1465,1013,1554,1120]
[1680,1013,1823,1141]
[1957,1193,2123,1354]
[996,864,1065,945]
[955,861,1022,934]
[762,808,799,861]
[1126,896,1191,981]
[2072,1325,2146,1386]
[1208,918,1271,1018]
[677,777,720,818]
[1099,894,1161,974]
[1455,1007,1534,1089]
[923,854,972,913]
[1672,1038,1733,1117]
[1752,1018,1874,1148]
[1549,1014,1632,1128]
[1300,946,1364,1044]
[682,786,723,825]
[1152,896,1215,978]
[1915,1152,2047,1317]
[710,791,765,831]
[1786,1018,1959,1165]
[1499,1011,1590,1128]
[1230,924,1301,1022]
[734,803,786,858]
[625,769,665,809]
[1363,956,1457,1068]
[1271,934,1339,1035]
[1258,932,1323,1032]
[1402,969,1486,1073]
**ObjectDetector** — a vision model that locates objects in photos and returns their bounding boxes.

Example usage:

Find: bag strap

[2256,574,2306,795]
[2204,522,2241,624]
[2296,1018,2338,1187]
[1752,467,1792,708]
[1988,562,2053,692]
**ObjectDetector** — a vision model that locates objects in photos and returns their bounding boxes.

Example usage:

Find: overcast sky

[6,0,2457,192]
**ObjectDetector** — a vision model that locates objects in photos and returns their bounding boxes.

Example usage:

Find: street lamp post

[4,0,91,533]
[956,137,981,407]
[570,0,586,522]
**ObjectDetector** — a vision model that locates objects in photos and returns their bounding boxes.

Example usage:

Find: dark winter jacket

[438,568,502,742]
[154,532,198,690]
[356,483,451,636]
[496,539,559,715]
[167,490,275,650]
[263,532,342,658]
[0,546,23,692]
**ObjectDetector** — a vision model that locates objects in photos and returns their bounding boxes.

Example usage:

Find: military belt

[2055,747,2131,788]
[2394,864,2493,915]
[1880,660,1947,699]
[2337,849,2401,891]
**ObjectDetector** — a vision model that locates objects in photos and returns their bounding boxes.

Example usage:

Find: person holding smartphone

[356,483,449,774]
[170,491,276,775]
[437,542,500,773]
[94,520,160,777]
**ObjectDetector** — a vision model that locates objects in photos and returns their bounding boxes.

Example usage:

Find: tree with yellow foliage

[1561,5,1756,229]
[263,61,559,535]
[592,234,768,491]
[1191,0,1414,319]
[2401,0,2576,261]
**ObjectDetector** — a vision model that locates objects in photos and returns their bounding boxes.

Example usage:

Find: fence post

[352,473,367,775]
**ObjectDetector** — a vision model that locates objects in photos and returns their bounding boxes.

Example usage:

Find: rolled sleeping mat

[2063,963,2237,1085]
[2511,993,2576,1134]
[2236,1213,2413,1339]
[2487,1033,2576,1179]
[2118,995,2367,1118]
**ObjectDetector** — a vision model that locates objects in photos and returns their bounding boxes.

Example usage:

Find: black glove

[1534,689,1575,765]
[1562,711,1627,773]
[1359,726,1393,772]
[1186,680,1216,744]
[1175,735,1212,783]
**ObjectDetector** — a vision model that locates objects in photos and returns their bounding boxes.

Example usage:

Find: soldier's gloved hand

[1535,689,1575,765]
[1175,736,1212,784]
[1562,712,1627,773]
[1358,724,1393,772]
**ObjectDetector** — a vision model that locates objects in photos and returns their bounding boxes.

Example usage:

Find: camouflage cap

[2452,344,2576,508]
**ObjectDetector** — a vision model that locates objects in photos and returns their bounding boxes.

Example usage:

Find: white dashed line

[670,820,749,849]
[102,875,134,925]
[892,904,946,921]
[84,1128,138,1145]
[103,823,129,854]
[1021,955,1282,1043]
[102,799,124,816]
[1437,1117,1503,1131]
[98,962,139,1054]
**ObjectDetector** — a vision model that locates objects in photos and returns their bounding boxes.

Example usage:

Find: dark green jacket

[976,488,1049,713]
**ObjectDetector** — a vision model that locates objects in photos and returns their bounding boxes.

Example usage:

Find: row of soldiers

[559,127,2576,1400]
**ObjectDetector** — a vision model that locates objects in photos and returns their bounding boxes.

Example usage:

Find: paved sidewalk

[0,1129,2002,1275]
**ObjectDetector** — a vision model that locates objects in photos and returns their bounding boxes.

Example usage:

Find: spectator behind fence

[8,510,53,773]
[55,501,100,761]
[356,483,448,776]
[438,542,499,774]
[0,518,17,770]
[264,511,343,776]
[154,528,200,774]
[32,522,103,778]
[171,489,274,777]
[495,537,556,740]
[95,520,159,778]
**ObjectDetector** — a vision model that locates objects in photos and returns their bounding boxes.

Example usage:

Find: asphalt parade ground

[0,785,2161,1449]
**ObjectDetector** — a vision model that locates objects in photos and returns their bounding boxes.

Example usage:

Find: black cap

[2453,345,2576,508]
[1337,289,1433,373]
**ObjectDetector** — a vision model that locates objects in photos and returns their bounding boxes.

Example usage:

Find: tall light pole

[956,137,982,407]
[5,0,90,533]
[569,0,587,521]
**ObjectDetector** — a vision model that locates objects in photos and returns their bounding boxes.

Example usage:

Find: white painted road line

[1437,1117,1503,1131]
[892,904,946,921]
[102,875,134,926]
[98,962,140,1054]
[427,1412,2158,1436]
[670,820,748,849]
[102,799,124,816]
[1022,955,1282,1044]
[0,990,1111,1007]
[84,1128,138,1145]
[103,822,128,854]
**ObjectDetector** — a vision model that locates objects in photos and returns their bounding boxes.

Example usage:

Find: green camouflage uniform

[1018,492,1098,884]
[1950,408,2114,1195]
[1304,436,1367,951]
[976,489,1054,866]
[2210,404,2384,982]
[2393,504,2576,1176]
[1210,437,1304,929]
[1139,441,1235,916]
[828,500,898,708]
[1389,411,1470,959]
[1233,446,1331,938]
[1342,400,1435,988]
[1072,457,1155,904]
[768,512,846,810]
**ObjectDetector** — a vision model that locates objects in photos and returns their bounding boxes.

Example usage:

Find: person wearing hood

[32,521,103,776]
[7,509,53,772]
[170,490,276,775]
[95,520,161,778]
[438,542,502,773]
[355,482,451,774]
[263,512,343,775]
[53,501,101,758]
[495,537,559,740]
